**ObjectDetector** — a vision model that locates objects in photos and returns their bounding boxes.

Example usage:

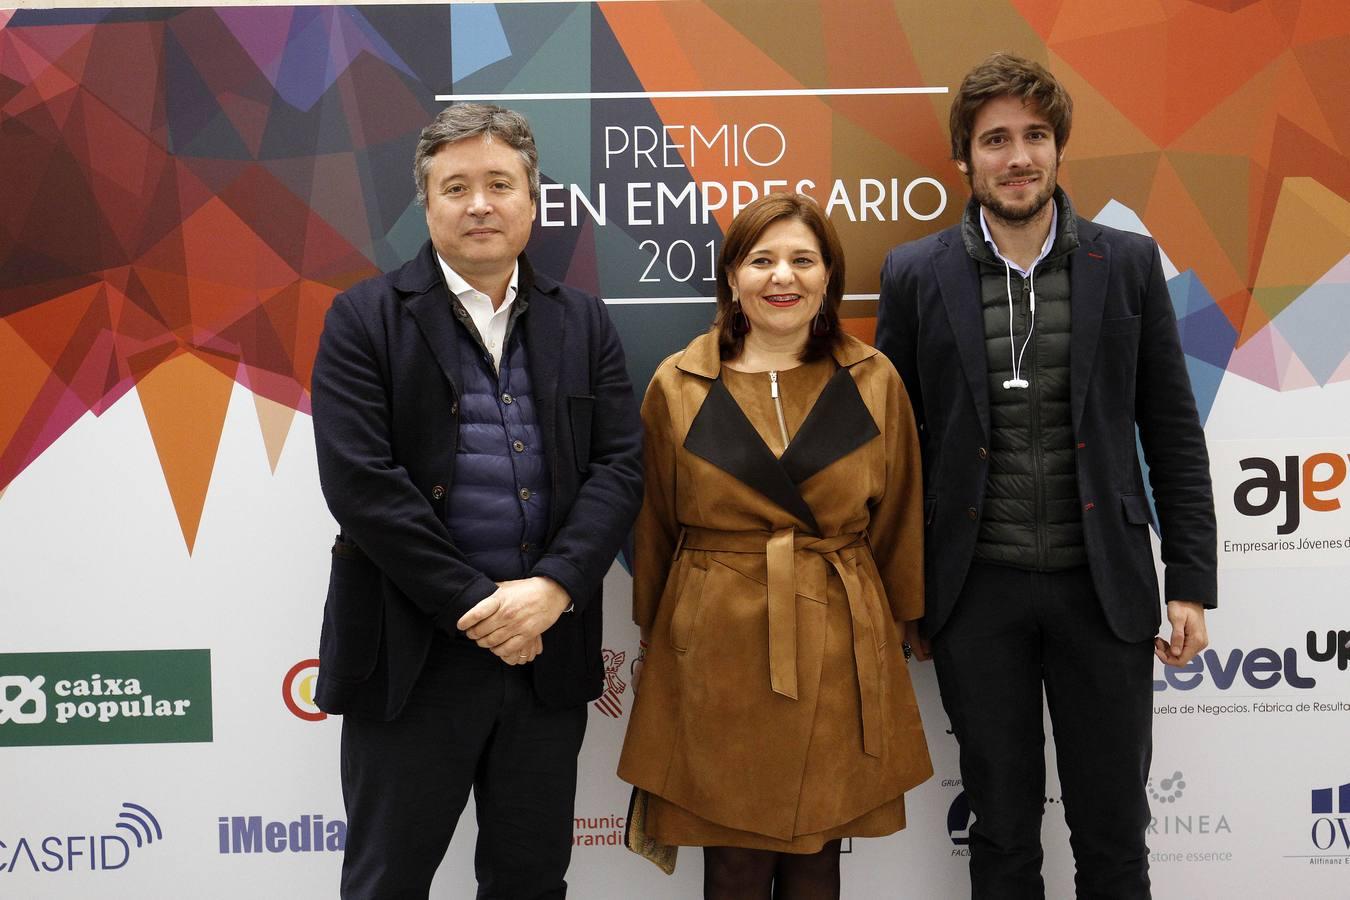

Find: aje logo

[0,802,162,875]
[1234,453,1348,535]
[0,650,211,747]
[282,659,325,722]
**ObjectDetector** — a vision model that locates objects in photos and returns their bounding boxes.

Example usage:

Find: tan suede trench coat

[618,331,933,848]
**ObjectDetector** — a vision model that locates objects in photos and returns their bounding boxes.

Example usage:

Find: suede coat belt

[679,525,884,758]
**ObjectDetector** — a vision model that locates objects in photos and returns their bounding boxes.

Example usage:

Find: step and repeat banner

[2,1,1348,896]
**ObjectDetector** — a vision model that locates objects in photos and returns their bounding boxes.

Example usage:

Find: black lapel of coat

[521,257,562,419]
[1069,220,1109,435]
[684,378,822,534]
[400,245,462,396]
[933,236,991,441]
[780,367,880,485]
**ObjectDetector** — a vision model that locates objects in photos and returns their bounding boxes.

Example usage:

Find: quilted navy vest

[446,312,551,582]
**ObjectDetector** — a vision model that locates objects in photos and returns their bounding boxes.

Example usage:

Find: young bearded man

[876,53,1216,899]
[311,104,642,899]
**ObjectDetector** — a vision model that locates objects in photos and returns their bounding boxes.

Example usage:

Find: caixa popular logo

[1310,783,1350,853]
[1153,644,1320,692]
[218,814,346,854]
[0,650,212,747]
[1234,453,1348,535]
[0,802,162,874]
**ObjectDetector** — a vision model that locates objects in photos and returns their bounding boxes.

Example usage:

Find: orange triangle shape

[136,351,236,553]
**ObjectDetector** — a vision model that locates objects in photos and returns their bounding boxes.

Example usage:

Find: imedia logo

[0,802,162,874]
[218,814,346,854]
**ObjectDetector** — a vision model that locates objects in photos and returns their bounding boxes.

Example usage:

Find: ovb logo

[1310,783,1350,851]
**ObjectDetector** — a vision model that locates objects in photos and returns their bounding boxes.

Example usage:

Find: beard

[972,166,1057,226]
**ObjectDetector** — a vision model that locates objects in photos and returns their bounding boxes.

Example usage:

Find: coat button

[519,487,531,501]
[502,392,514,404]
[454,305,468,318]
[521,542,532,553]
[431,485,446,500]
[966,506,978,520]
[512,440,525,453]
[977,446,988,460]
[450,401,459,416]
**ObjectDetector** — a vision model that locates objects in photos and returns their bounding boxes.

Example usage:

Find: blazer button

[519,487,531,501]
[431,485,446,500]
[521,542,533,553]
[450,401,459,416]
[966,506,978,520]
[977,446,988,460]
[512,440,525,453]
[501,392,514,404]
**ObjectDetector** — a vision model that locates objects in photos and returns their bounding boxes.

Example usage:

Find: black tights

[703,840,842,900]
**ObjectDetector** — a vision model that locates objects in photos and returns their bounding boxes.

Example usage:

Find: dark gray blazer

[876,214,1216,642]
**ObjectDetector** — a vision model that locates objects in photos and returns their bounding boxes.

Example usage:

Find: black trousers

[339,632,588,900]
[932,563,1153,900]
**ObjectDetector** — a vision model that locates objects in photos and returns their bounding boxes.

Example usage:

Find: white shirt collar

[980,202,1058,278]
[436,255,519,310]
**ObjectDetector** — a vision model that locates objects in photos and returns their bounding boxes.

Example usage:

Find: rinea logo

[0,802,162,875]
[1146,769,1233,864]
[592,649,627,718]
[218,814,346,854]
[282,659,325,722]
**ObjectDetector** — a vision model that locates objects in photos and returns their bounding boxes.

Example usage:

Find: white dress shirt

[436,256,520,372]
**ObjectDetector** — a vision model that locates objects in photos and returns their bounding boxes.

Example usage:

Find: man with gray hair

[311,103,643,898]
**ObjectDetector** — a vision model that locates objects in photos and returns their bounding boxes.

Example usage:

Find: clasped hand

[456,576,571,665]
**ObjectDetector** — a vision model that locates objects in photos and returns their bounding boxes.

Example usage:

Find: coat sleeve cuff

[1164,567,1218,609]
[531,555,586,613]
[436,574,500,632]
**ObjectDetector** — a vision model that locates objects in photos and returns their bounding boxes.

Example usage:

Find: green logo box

[0,649,212,747]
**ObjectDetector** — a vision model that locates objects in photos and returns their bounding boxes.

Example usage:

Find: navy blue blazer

[311,241,643,718]
[876,214,1216,643]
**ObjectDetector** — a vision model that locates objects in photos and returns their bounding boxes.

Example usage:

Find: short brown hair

[713,192,846,363]
[949,52,1073,166]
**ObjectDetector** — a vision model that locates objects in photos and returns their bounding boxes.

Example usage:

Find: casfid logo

[1233,453,1348,535]
[0,802,162,875]
[218,814,346,854]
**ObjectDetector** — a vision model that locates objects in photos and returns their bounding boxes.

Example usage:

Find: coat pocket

[319,538,384,682]
[1100,314,1142,336]
[669,563,709,652]
[568,394,595,473]
[1120,492,1155,528]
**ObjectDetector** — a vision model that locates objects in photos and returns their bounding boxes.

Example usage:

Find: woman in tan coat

[618,193,932,897]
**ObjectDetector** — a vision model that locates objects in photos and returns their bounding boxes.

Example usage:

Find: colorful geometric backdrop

[2,1,1346,553]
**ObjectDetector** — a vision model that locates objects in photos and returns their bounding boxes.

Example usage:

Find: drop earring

[732,297,750,337]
